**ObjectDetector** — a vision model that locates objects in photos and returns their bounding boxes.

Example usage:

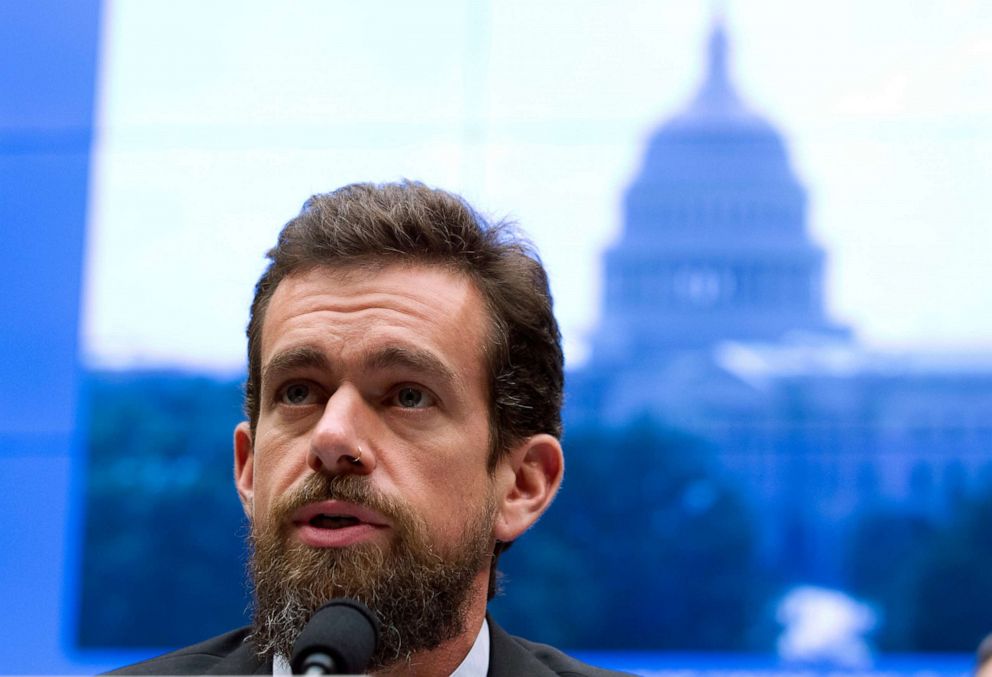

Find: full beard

[247,473,497,671]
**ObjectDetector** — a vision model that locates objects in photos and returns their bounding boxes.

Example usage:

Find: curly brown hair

[244,180,564,470]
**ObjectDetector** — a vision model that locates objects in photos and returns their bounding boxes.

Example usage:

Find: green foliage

[844,508,937,650]
[907,489,992,652]
[490,418,776,651]
[81,369,992,654]
[79,370,250,648]
[82,372,774,651]
[845,487,992,652]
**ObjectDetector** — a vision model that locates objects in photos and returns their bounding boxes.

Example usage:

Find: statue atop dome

[687,19,747,119]
[586,19,848,371]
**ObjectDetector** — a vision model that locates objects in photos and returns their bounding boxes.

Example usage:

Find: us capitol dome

[591,20,846,369]
[567,20,992,583]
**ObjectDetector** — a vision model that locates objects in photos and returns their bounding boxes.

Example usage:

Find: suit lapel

[486,618,558,677]
[205,640,270,675]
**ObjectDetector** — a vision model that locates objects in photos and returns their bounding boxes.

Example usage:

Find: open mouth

[309,514,362,530]
[291,500,388,547]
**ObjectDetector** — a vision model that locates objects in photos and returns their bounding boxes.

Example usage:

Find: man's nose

[307,385,375,476]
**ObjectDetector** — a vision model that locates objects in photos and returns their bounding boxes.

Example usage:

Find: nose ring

[346,446,363,465]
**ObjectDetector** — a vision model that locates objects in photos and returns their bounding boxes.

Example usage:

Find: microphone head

[290,598,380,675]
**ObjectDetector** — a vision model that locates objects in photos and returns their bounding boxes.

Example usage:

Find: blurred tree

[491,418,775,651]
[80,370,992,654]
[906,487,992,652]
[843,509,937,650]
[845,486,992,653]
[81,376,773,651]
[79,370,249,648]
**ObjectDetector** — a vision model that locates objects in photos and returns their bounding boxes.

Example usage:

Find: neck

[373,570,490,677]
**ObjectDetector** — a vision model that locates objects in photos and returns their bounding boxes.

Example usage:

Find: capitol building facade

[566,22,992,582]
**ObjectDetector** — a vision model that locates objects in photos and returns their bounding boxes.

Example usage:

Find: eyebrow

[363,346,457,388]
[261,346,331,389]
[261,344,458,390]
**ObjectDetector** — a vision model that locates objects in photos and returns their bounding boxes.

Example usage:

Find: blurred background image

[2,1,991,674]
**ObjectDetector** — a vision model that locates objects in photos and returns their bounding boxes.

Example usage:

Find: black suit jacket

[108,618,632,676]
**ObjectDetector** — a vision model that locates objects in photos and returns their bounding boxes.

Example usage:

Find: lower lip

[294,522,385,548]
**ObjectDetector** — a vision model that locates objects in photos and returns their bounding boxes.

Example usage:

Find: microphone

[290,598,380,675]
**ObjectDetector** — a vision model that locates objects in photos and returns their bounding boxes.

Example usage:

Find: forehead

[259,262,491,372]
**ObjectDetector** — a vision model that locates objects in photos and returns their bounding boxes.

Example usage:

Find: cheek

[406,431,489,501]
[418,466,495,538]
[251,434,305,510]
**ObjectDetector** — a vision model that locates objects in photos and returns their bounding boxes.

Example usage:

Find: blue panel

[0,3,100,129]
[0,0,99,433]
[0,450,73,672]
[0,0,101,672]
[0,151,91,433]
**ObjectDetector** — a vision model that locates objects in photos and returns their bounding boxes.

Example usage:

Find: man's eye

[393,386,433,409]
[280,382,315,405]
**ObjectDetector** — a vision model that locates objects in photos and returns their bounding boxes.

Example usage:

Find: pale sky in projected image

[82,0,992,372]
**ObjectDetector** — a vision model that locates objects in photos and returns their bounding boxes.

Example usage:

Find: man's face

[234,262,503,664]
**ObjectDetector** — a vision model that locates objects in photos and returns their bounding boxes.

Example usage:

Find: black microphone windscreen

[290,598,380,675]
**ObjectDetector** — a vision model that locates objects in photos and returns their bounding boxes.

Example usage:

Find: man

[113,182,629,676]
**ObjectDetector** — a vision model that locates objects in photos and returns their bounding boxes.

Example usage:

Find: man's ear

[233,421,254,519]
[493,433,564,543]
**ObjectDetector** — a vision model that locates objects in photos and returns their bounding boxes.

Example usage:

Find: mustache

[269,473,415,534]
